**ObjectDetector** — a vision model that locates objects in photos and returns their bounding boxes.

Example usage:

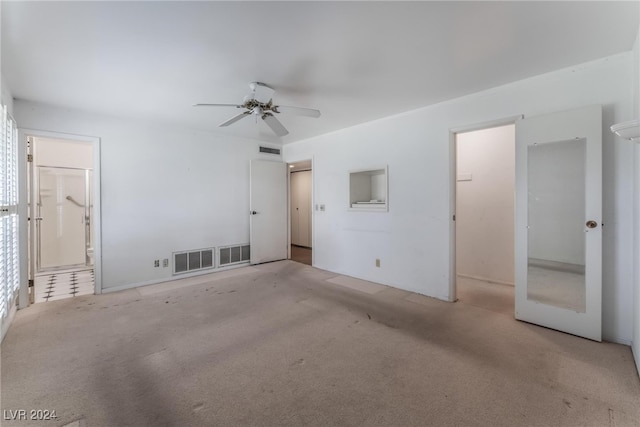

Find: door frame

[18,128,102,306]
[448,115,523,302]
[286,157,314,265]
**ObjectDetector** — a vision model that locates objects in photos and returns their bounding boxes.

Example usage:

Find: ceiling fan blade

[262,113,289,137]
[193,103,243,108]
[219,111,251,127]
[275,105,321,118]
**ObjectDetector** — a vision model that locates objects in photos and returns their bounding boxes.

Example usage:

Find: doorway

[27,134,100,303]
[453,122,516,315]
[288,160,312,266]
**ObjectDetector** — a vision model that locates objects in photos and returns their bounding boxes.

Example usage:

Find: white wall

[632,28,640,376]
[284,52,635,344]
[14,100,282,291]
[35,137,93,169]
[456,125,514,285]
[1,80,12,115]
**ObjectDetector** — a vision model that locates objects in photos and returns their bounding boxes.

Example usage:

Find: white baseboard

[101,262,252,294]
[602,334,632,346]
[457,273,514,286]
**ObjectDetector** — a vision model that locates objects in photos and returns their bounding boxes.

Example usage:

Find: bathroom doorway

[28,135,98,302]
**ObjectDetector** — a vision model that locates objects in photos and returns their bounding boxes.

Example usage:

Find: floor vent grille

[173,247,215,275]
[219,244,250,267]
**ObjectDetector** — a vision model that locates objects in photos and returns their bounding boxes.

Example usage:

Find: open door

[249,160,287,264]
[515,105,602,341]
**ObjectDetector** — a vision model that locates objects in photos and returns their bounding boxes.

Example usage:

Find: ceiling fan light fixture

[194,82,320,137]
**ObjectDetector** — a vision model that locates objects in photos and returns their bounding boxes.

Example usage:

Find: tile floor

[34,269,94,303]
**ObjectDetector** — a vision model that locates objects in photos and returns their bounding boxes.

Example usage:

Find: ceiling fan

[193,82,321,137]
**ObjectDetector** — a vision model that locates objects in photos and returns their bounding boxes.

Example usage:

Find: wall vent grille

[259,146,281,155]
[173,247,215,275]
[219,244,250,267]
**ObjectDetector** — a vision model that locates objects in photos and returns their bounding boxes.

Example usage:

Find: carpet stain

[609,408,616,427]
[563,398,572,408]
[291,358,305,366]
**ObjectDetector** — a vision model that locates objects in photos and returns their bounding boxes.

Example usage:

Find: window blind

[1,104,19,318]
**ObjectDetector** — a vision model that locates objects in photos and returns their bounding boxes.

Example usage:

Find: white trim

[449,115,524,135]
[448,131,457,302]
[17,130,28,309]
[19,128,102,300]
[449,115,523,303]
[347,165,389,212]
[604,336,632,346]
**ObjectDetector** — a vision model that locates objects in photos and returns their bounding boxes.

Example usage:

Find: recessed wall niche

[349,166,388,211]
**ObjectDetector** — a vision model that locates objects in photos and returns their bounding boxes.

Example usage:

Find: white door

[515,105,602,341]
[250,160,287,264]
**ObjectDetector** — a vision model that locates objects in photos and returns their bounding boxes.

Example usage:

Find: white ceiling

[2,1,638,144]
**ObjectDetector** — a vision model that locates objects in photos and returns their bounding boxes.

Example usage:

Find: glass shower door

[37,167,89,271]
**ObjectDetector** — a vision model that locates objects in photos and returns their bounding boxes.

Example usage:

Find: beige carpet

[2,261,639,426]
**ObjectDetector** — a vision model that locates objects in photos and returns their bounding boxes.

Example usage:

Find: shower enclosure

[35,166,93,272]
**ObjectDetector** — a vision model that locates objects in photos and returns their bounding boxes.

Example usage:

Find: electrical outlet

[375,259,380,268]
[154,259,160,268]
[163,258,169,268]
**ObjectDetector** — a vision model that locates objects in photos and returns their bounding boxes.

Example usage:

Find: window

[1,104,19,318]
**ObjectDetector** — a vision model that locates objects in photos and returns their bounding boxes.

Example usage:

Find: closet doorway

[453,122,516,315]
[288,160,312,265]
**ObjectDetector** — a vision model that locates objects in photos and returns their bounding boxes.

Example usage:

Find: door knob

[586,220,598,229]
